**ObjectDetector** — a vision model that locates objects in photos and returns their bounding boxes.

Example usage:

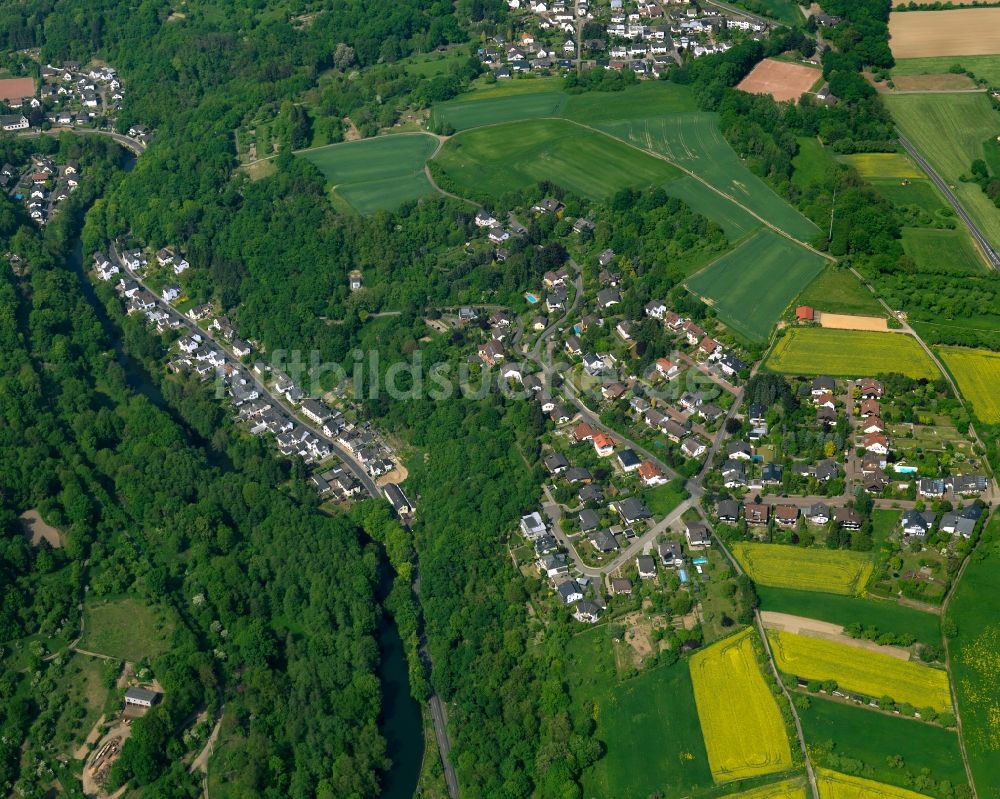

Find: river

[65,148,424,797]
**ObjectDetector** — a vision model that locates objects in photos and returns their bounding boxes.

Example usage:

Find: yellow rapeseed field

[733,777,808,799]
[817,768,934,799]
[689,628,793,782]
[731,543,874,596]
[840,153,924,179]
[767,630,952,713]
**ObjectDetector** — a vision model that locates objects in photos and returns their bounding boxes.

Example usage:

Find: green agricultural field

[947,515,1000,793]
[665,175,761,240]
[794,268,885,317]
[733,543,874,596]
[766,329,940,379]
[596,112,819,240]
[433,119,680,201]
[757,587,940,646]
[901,227,987,274]
[567,627,714,798]
[800,696,967,797]
[839,153,924,180]
[870,178,950,217]
[886,93,1000,251]
[686,229,827,342]
[689,628,794,781]
[562,81,699,122]
[936,346,1000,422]
[768,629,953,713]
[79,596,174,662]
[299,133,439,212]
[792,137,838,189]
[431,84,567,131]
[893,54,1000,85]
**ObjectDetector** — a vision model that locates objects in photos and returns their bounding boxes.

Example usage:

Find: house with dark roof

[637,555,657,578]
[834,507,861,530]
[579,509,600,532]
[614,497,651,524]
[557,580,584,604]
[658,540,684,566]
[685,521,711,548]
[716,499,739,522]
[590,529,619,552]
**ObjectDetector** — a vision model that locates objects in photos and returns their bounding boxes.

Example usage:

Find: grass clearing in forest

[767,629,953,713]
[732,543,874,596]
[433,118,680,201]
[79,596,173,662]
[299,133,439,212]
[689,627,793,782]
[765,328,940,379]
[794,268,884,316]
[792,137,838,189]
[686,229,827,342]
[935,346,1000,422]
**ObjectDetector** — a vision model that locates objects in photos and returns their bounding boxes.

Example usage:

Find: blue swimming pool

[895,465,918,474]
[692,557,708,565]
[525,293,539,303]
[678,568,689,584]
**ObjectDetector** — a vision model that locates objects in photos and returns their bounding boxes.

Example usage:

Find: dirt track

[760,611,912,660]
[818,312,888,331]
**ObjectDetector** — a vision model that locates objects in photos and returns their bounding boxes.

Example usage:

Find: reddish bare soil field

[737,58,822,103]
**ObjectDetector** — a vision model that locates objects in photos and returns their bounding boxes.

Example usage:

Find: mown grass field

[947,514,1000,793]
[767,630,953,713]
[816,768,938,799]
[766,329,940,379]
[434,119,681,201]
[80,596,173,662]
[732,543,875,596]
[901,227,987,275]
[800,696,967,796]
[870,178,950,217]
[731,777,808,799]
[757,587,940,646]
[689,628,793,782]
[893,54,1000,85]
[794,268,885,316]
[596,112,819,240]
[686,230,827,342]
[886,92,1000,251]
[299,133,438,212]
[566,627,714,798]
[839,153,924,179]
[935,346,1000,422]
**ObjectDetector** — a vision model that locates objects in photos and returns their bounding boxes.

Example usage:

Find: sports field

[567,627,714,797]
[299,133,439,212]
[886,92,1000,251]
[893,54,1000,85]
[800,697,968,793]
[597,112,819,240]
[839,153,924,180]
[732,543,874,596]
[757,587,941,646]
[936,346,1000,422]
[767,629,953,713]
[686,230,827,342]
[765,328,940,379]
[434,119,681,201]
[737,58,822,103]
[690,628,793,782]
[794,268,884,317]
[901,227,986,274]
[816,768,935,799]
[947,515,1000,793]
[888,9,1000,58]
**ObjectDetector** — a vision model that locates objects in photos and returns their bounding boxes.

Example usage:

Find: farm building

[124,687,160,708]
